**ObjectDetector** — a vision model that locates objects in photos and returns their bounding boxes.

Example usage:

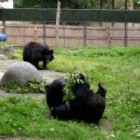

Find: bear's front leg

[43,60,47,69]
[33,61,40,70]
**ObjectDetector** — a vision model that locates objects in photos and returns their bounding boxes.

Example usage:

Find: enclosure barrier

[0,9,140,23]
[0,8,140,47]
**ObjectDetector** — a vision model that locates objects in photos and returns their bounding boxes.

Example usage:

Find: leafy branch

[63,70,88,101]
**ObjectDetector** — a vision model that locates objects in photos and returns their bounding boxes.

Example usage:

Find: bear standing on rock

[45,73,107,124]
[23,42,54,70]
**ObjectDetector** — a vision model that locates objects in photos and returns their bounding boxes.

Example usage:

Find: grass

[0,46,140,139]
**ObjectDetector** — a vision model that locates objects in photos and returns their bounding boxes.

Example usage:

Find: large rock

[0,62,42,87]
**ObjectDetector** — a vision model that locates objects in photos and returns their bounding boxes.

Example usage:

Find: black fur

[45,74,107,124]
[45,78,67,109]
[23,42,54,69]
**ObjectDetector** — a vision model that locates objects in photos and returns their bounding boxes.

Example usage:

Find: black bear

[45,74,107,124]
[23,41,54,70]
[46,78,67,109]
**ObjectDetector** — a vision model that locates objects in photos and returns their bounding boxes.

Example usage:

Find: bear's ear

[49,50,54,54]
[45,85,50,90]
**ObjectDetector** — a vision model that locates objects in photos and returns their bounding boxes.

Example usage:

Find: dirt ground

[0,57,66,99]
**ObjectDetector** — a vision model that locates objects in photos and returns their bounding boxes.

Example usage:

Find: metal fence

[0,8,140,47]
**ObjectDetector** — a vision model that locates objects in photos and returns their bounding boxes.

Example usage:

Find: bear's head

[42,48,54,63]
[45,78,67,108]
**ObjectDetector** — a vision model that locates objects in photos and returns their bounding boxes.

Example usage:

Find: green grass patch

[0,46,139,139]
[2,79,46,94]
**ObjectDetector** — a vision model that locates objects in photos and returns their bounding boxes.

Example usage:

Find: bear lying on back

[45,73,107,124]
[46,78,67,109]
[23,41,54,70]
